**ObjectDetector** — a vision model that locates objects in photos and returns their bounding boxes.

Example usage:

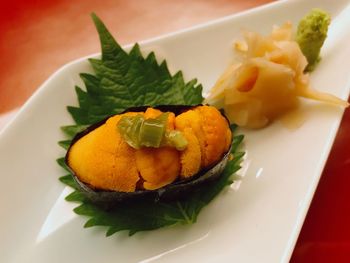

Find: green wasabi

[296,9,331,72]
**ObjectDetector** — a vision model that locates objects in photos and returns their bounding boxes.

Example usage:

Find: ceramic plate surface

[1,0,350,262]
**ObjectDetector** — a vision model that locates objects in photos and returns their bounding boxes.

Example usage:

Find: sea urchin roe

[175,109,207,166]
[178,128,201,178]
[67,106,232,192]
[175,105,232,169]
[135,146,180,190]
[68,115,140,192]
[195,106,232,167]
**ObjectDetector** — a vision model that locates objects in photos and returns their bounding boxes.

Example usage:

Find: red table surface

[1,0,350,262]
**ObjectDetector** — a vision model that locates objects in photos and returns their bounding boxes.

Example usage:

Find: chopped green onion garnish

[117,114,143,149]
[162,130,188,150]
[117,112,187,150]
[139,113,168,148]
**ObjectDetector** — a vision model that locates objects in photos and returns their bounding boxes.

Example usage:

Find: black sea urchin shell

[65,105,232,207]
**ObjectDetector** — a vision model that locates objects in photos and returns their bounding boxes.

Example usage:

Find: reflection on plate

[1,0,350,262]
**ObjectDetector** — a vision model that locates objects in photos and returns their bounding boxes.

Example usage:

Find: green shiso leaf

[61,124,89,138]
[58,140,72,150]
[67,13,203,125]
[56,157,70,172]
[60,130,244,236]
[59,174,79,189]
[58,13,244,236]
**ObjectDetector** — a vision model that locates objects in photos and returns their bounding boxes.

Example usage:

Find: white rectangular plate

[1,0,350,262]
